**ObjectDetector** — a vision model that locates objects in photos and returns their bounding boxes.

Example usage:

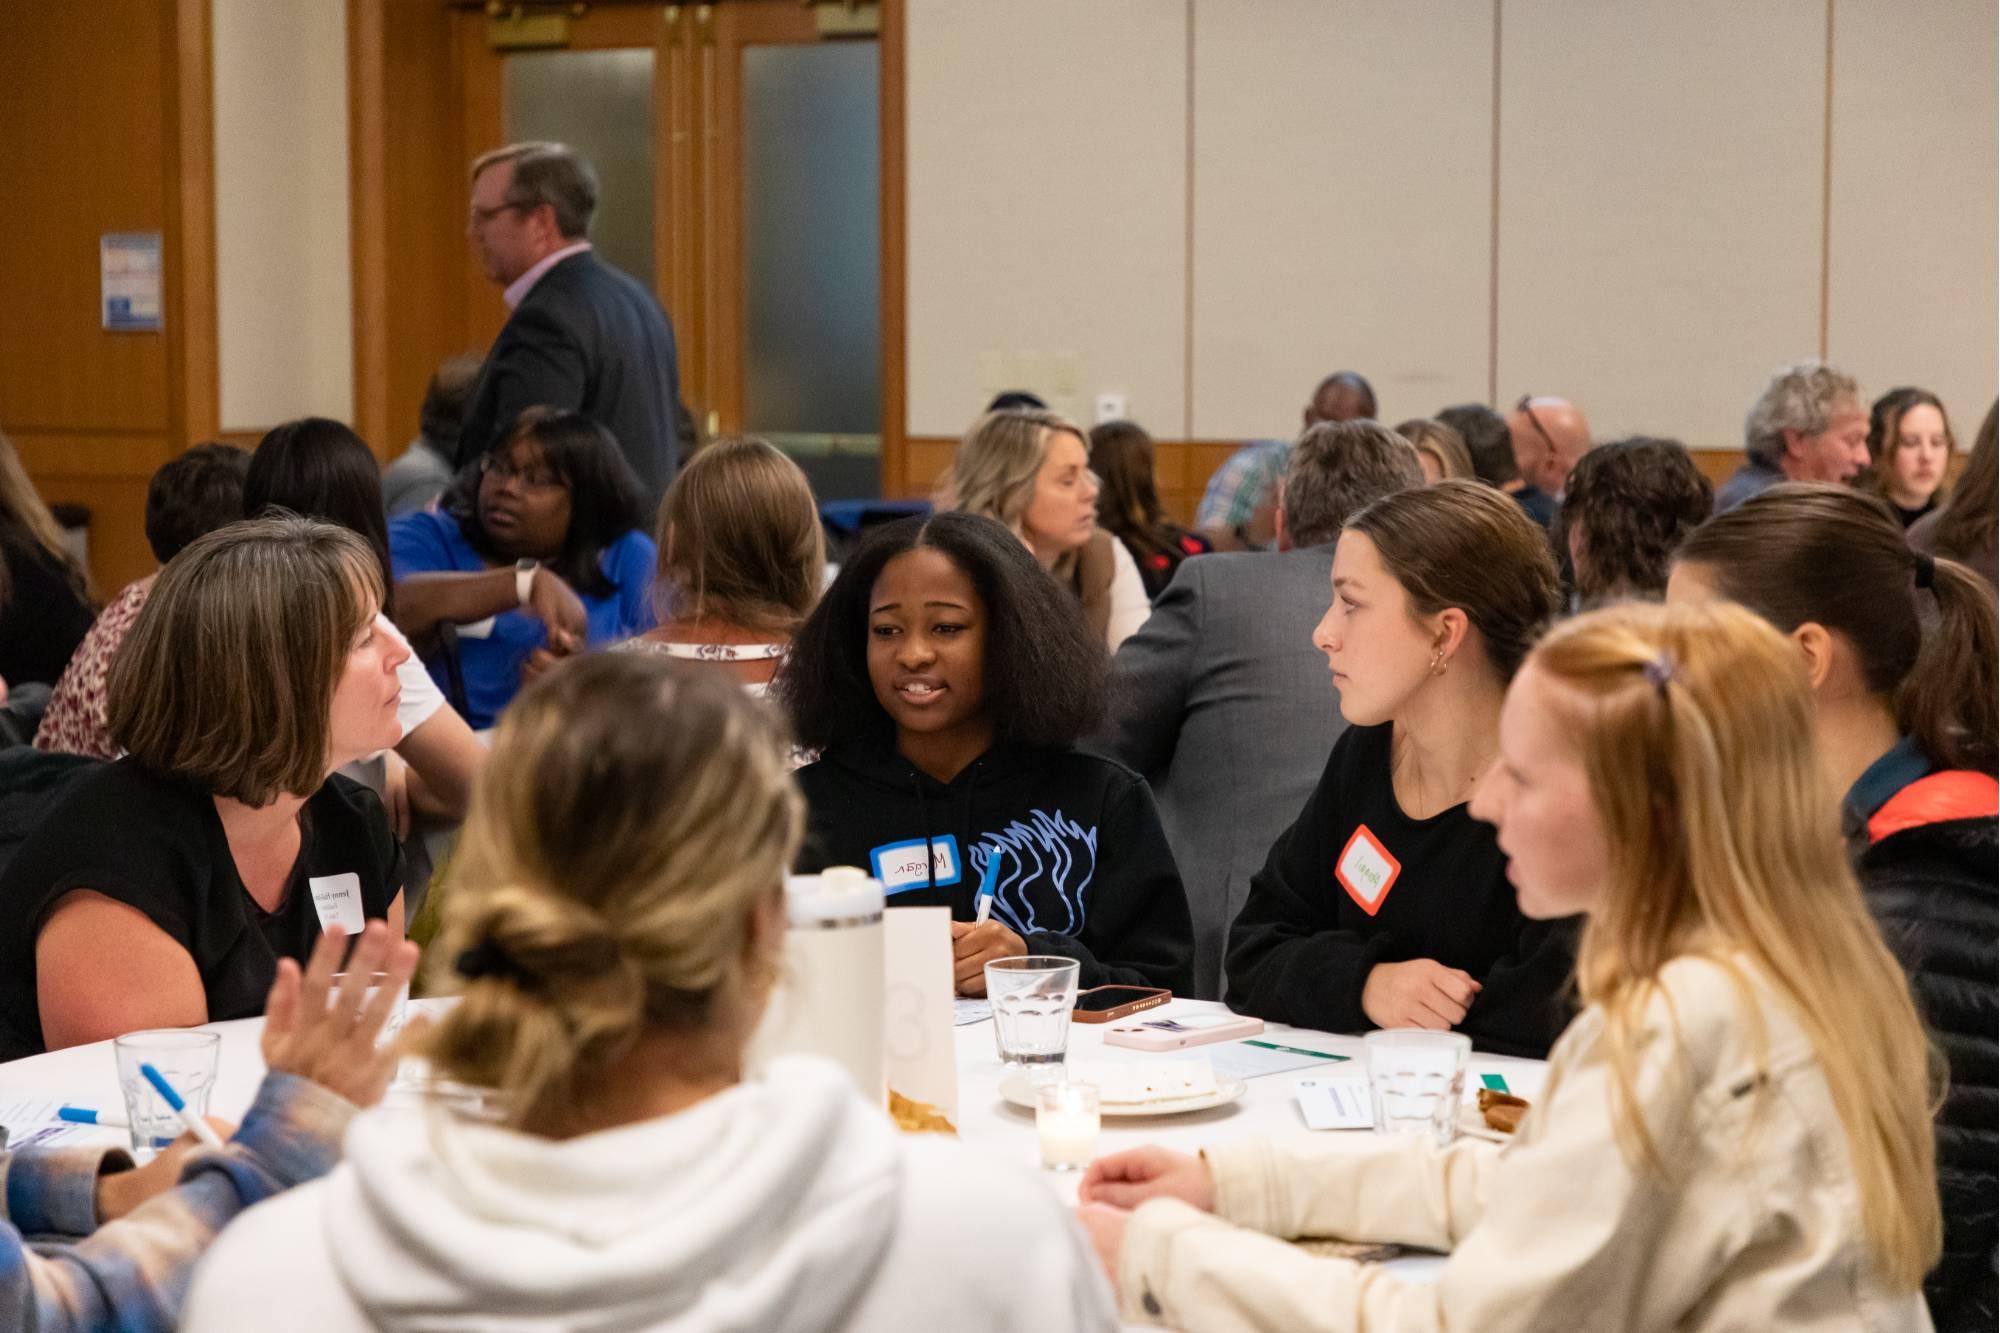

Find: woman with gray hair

[944,408,1149,649]
[1715,359,1870,511]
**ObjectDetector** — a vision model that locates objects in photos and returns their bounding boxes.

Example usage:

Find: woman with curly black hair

[777,512,1194,995]
[1554,436,1713,608]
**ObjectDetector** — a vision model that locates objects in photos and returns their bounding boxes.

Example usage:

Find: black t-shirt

[0,535,93,687]
[1224,722,1577,1057]
[0,759,400,1059]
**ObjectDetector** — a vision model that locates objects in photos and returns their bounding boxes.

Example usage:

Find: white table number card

[308,873,366,935]
[882,907,957,1121]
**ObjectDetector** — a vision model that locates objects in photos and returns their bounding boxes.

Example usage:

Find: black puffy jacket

[1855,774,1997,1333]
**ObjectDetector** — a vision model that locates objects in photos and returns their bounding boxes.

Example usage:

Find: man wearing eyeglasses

[456,142,694,507]
[1503,395,1593,528]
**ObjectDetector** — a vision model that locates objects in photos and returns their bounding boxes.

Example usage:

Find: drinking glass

[1036,1080,1101,1171]
[330,970,409,1043]
[113,1030,220,1159]
[1365,1028,1471,1146]
[985,956,1080,1070]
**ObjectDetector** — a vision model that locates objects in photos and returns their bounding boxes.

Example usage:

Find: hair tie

[1641,655,1676,692]
[456,937,539,989]
[1913,553,1936,591]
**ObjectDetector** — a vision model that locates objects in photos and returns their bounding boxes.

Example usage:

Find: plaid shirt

[1194,440,1291,534]
[0,1072,353,1333]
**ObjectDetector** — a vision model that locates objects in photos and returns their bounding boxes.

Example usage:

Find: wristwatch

[515,558,539,607]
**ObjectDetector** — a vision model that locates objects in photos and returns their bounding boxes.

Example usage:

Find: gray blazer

[1091,547,1346,999]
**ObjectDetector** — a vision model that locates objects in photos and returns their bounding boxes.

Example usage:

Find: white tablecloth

[0,998,1546,1296]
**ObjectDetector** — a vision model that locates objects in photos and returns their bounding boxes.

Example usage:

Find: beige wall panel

[1495,1,1825,451]
[1827,0,1997,442]
[905,0,1187,437]
[213,0,354,433]
[1190,0,1493,440]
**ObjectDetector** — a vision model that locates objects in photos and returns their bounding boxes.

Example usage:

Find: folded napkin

[1067,1058,1219,1105]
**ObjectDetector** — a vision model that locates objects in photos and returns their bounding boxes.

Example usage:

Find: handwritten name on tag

[1335,824,1401,916]
[869,836,962,894]
[308,873,366,934]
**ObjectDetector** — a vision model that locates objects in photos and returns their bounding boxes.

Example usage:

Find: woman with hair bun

[1672,482,1998,1328]
[1225,481,1576,1056]
[182,652,1118,1333]
[1079,601,1941,1332]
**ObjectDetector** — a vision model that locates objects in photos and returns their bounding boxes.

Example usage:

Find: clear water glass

[113,1030,220,1159]
[330,970,409,1043]
[986,956,1080,1070]
[1365,1028,1471,1146]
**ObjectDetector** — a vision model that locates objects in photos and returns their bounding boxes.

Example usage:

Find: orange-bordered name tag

[1335,824,1401,916]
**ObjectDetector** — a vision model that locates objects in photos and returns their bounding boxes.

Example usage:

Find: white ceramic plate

[999,1067,1249,1118]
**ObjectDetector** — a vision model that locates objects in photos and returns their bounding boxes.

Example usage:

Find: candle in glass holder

[1036,1081,1100,1171]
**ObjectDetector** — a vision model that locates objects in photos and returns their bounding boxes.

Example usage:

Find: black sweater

[1225,723,1576,1058]
[1857,801,1997,1331]
[793,737,1195,994]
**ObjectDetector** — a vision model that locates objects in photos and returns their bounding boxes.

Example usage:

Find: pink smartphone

[1103,1011,1265,1051]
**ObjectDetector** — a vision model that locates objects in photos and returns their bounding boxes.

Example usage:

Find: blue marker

[137,1064,227,1151]
[972,851,1000,925]
[57,1106,129,1128]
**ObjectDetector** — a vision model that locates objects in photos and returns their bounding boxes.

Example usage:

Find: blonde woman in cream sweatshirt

[1079,601,1940,1332]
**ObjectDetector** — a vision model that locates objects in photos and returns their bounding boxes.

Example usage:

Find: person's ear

[1779,427,1807,461]
[1431,607,1471,666]
[1792,622,1835,692]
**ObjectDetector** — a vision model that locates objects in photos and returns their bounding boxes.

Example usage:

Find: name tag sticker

[1335,824,1401,916]
[308,872,367,934]
[869,836,962,895]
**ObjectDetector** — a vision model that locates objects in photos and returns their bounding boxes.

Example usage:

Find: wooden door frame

[348,0,907,487]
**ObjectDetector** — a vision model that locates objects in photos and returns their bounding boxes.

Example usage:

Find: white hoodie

[183,1058,1117,1333]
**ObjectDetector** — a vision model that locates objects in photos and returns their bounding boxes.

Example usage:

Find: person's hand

[950,920,1027,995]
[380,751,412,840]
[524,566,587,645]
[94,1120,237,1221]
[1079,1145,1215,1212]
[1075,1202,1131,1290]
[260,922,422,1109]
[519,645,573,684]
[1361,959,1481,1031]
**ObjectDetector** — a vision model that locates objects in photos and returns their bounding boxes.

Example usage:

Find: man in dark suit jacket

[456,142,695,505]
[1092,421,1424,999]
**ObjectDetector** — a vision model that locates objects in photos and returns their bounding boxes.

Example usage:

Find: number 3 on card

[1334,824,1401,916]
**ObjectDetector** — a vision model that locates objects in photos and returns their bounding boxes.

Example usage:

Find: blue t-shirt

[389,511,656,729]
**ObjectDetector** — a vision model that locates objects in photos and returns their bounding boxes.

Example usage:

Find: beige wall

[212,0,353,433]
[906,0,1998,450]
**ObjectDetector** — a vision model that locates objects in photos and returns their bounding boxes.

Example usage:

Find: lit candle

[1036,1081,1100,1171]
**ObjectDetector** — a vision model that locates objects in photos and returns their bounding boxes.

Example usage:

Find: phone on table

[1069,985,1172,1024]
[1103,1011,1265,1050]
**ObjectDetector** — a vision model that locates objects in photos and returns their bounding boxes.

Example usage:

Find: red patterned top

[32,574,155,760]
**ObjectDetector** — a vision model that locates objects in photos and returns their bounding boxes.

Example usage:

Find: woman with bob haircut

[1864,387,1956,528]
[618,435,824,694]
[1225,481,1576,1056]
[0,517,407,1059]
[1672,482,1997,1326]
[776,512,1194,995]
[390,406,654,729]
[946,408,1149,650]
[245,417,485,829]
[183,652,1118,1333]
[1078,601,1942,1333]
[1086,419,1211,600]
[1554,435,1713,607]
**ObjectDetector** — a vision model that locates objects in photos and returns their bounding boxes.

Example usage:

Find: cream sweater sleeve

[1119,995,1718,1333]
